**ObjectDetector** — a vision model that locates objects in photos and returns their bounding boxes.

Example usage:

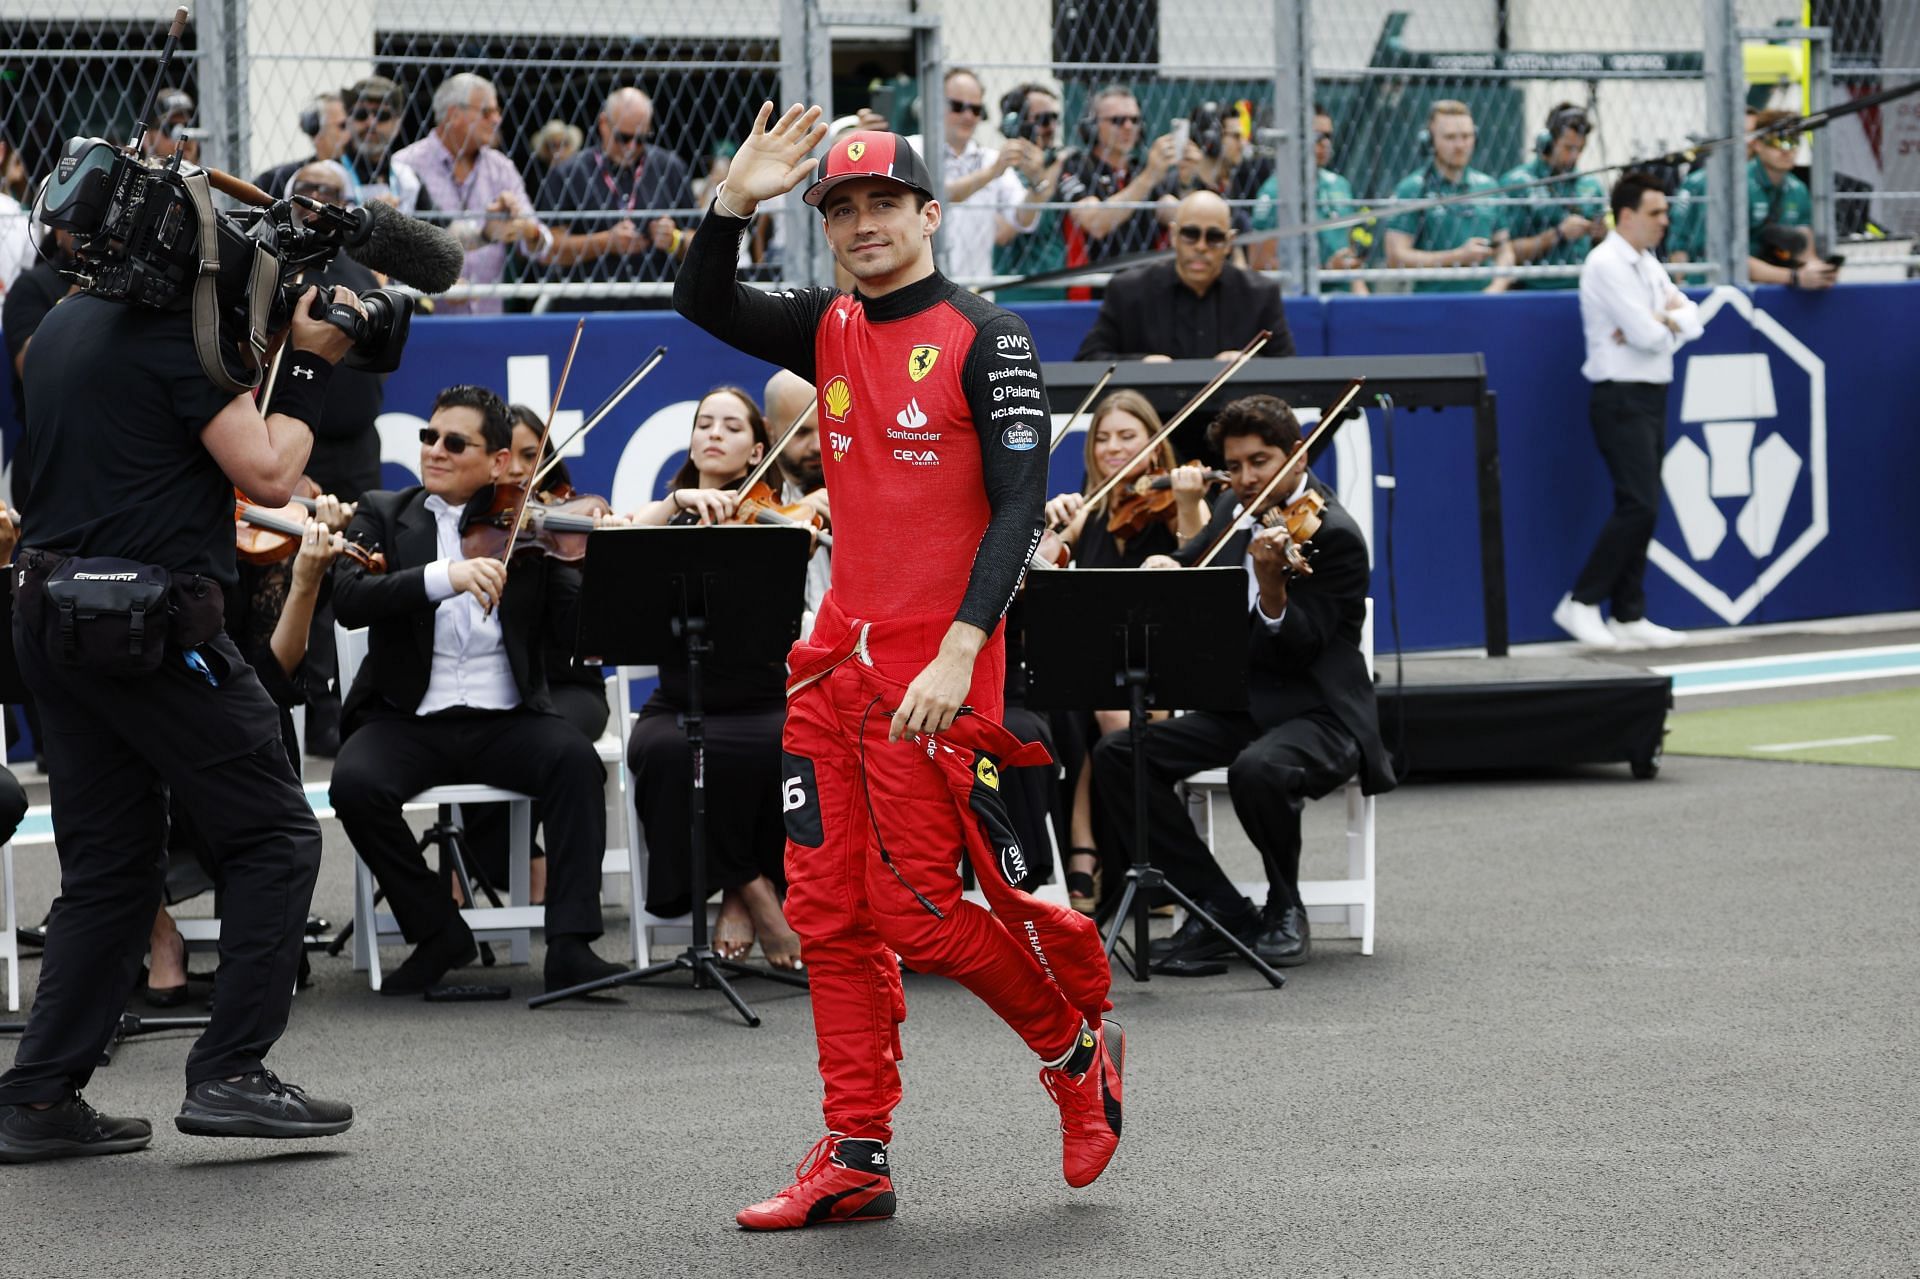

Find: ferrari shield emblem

[847,140,867,163]
[908,345,940,382]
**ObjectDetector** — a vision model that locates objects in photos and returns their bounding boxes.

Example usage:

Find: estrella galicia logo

[1002,422,1038,451]
[1647,287,1826,624]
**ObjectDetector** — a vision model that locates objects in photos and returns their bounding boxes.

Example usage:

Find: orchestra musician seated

[1039,390,1213,914]
[328,384,624,996]
[1090,394,1395,971]
[624,387,801,968]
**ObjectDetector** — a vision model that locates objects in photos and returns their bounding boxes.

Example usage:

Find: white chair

[334,623,540,991]
[595,665,646,966]
[2,839,17,1012]
[1179,599,1377,955]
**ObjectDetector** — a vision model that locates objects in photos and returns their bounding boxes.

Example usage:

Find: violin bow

[1049,362,1117,455]
[530,345,668,491]
[500,318,586,564]
[1195,377,1364,568]
[1066,330,1272,527]
[734,400,819,497]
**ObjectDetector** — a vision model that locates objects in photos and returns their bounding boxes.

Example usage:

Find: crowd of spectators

[0,69,1842,314]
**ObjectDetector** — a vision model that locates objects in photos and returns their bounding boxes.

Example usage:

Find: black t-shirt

[20,295,242,586]
[4,258,70,435]
[1057,149,1162,264]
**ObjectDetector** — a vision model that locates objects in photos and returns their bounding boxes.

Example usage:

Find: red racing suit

[677,198,1110,1141]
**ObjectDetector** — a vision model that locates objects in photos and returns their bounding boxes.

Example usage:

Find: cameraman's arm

[201,285,355,506]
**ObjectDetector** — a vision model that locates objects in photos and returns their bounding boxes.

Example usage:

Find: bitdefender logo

[1648,288,1827,624]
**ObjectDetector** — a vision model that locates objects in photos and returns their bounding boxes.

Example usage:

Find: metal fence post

[918,26,947,276]
[780,0,821,289]
[1276,0,1312,295]
[1704,0,1747,287]
[1808,26,1835,253]
[198,0,247,178]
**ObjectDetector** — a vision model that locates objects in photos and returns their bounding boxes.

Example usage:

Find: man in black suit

[1091,394,1393,970]
[328,384,623,996]
[1074,190,1293,363]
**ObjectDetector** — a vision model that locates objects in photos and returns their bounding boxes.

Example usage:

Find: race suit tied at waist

[15,548,225,674]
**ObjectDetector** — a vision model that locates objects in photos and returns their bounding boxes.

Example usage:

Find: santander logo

[896,399,928,430]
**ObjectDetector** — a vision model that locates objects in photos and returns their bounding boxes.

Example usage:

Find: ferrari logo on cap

[847,141,866,163]
[975,757,999,790]
[908,345,940,382]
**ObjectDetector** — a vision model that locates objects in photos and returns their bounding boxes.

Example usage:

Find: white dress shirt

[416,495,520,715]
[1579,231,1704,384]
[1228,474,1309,630]
[908,134,1028,282]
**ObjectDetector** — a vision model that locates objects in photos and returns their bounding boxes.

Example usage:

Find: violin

[234,488,385,573]
[1254,487,1327,577]
[460,482,611,564]
[668,478,832,552]
[1104,464,1232,539]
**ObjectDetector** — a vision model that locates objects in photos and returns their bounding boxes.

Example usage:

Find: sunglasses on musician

[419,427,485,454]
[1176,225,1231,247]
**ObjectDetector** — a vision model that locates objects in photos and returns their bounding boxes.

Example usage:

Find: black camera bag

[42,556,173,674]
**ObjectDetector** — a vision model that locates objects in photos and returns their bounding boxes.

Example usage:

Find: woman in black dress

[1040,390,1214,914]
[624,387,799,968]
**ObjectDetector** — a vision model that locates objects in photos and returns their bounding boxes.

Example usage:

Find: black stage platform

[1377,654,1672,780]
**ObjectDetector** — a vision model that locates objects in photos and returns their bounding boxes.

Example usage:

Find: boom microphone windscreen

[345,199,465,294]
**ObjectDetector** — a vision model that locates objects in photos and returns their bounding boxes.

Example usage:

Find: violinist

[1091,394,1395,974]
[1040,390,1213,915]
[2,257,360,1154]
[329,384,625,997]
[442,404,614,906]
[624,387,801,969]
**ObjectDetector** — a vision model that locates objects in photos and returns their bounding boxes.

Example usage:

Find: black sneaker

[0,1093,153,1164]
[175,1070,353,1139]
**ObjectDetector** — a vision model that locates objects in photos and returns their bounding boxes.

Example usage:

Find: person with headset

[1152,100,1268,236]
[1384,100,1514,293]
[1250,104,1369,293]
[904,68,1038,286]
[1668,108,1837,290]
[1501,103,1609,289]
[251,93,349,201]
[1059,86,1182,287]
[991,83,1071,301]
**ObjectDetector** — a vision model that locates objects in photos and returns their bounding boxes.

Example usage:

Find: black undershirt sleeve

[673,201,835,381]
[955,310,1049,633]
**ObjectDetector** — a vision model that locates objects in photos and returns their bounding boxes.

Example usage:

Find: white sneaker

[1607,617,1686,649]
[1551,594,1618,649]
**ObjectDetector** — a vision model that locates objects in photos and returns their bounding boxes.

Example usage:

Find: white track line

[1750,735,1895,752]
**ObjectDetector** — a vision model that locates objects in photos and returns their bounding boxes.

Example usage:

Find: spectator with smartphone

[1384,100,1515,293]
[905,68,1033,285]
[1060,86,1181,280]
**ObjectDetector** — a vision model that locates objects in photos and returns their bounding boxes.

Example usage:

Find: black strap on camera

[184,168,277,394]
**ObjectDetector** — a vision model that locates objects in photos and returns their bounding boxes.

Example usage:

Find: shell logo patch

[846,140,866,163]
[823,376,853,422]
[908,345,940,382]
[974,757,999,790]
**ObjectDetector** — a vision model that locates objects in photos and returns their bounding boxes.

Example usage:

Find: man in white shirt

[330,384,624,996]
[910,68,1033,284]
[1555,172,1703,650]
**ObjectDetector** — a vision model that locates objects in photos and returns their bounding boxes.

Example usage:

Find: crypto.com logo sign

[1647,287,1825,624]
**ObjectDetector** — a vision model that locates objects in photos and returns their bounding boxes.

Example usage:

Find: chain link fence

[0,2,1909,307]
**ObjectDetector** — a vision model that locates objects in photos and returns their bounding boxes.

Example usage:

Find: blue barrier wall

[8,282,1916,652]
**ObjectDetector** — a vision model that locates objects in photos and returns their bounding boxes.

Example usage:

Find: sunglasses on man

[1102,114,1142,128]
[609,127,649,145]
[352,105,397,124]
[419,427,486,454]
[293,181,346,201]
[1175,224,1231,247]
[947,98,987,118]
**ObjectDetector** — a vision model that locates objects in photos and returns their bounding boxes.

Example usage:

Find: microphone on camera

[343,199,465,294]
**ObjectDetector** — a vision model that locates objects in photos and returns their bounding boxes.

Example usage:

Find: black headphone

[1535,103,1591,158]
[299,96,331,138]
[1189,101,1225,159]
[1000,82,1048,142]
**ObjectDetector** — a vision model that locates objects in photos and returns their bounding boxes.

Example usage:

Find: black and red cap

[802,131,936,207]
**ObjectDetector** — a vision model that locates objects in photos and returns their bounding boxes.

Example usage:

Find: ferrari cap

[802,131,936,207]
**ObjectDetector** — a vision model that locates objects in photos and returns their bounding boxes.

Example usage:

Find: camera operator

[1670,110,1835,290]
[0,272,359,1161]
[991,84,1070,301]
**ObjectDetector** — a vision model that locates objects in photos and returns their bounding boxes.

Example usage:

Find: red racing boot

[736,1133,897,1230]
[1040,1018,1125,1188]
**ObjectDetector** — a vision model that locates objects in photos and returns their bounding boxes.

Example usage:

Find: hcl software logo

[1646,288,1826,624]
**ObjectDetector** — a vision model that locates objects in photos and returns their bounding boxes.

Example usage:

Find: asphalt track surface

[5,620,1918,1277]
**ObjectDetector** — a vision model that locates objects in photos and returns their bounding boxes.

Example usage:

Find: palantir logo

[1647,288,1826,624]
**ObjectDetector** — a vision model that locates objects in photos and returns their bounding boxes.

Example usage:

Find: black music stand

[529,525,811,1025]
[1023,568,1284,988]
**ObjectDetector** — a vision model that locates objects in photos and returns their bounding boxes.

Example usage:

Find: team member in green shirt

[1384,100,1514,294]
[1501,103,1608,290]
[1668,108,1836,289]
[1250,105,1369,293]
